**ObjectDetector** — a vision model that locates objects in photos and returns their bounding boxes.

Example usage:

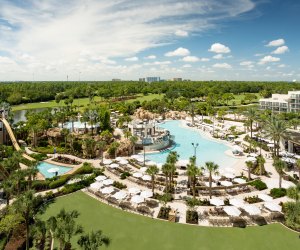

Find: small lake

[13,108,52,123]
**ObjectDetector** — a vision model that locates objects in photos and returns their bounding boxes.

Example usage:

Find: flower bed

[157,206,171,220]
[52,156,81,165]
[186,210,198,224]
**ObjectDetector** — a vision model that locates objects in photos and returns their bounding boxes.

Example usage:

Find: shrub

[72,163,94,175]
[270,188,286,198]
[31,153,48,161]
[244,195,262,204]
[249,179,267,190]
[198,198,211,206]
[113,181,127,189]
[32,180,51,191]
[203,119,213,124]
[157,206,171,220]
[120,171,131,180]
[186,210,198,224]
[49,176,69,189]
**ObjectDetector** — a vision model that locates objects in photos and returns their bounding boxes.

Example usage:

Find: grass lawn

[40,191,299,250]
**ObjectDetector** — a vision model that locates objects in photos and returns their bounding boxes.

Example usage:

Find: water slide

[0,117,35,161]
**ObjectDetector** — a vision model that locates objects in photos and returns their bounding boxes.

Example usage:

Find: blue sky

[0,0,299,81]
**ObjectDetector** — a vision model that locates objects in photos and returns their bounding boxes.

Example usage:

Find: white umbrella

[103,179,114,186]
[101,186,115,194]
[229,198,245,208]
[137,158,144,163]
[128,187,141,195]
[220,181,233,187]
[267,143,274,148]
[223,206,241,217]
[212,174,221,181]
[109,163,119,169]
[113,191,127,200]
[131,154,141,159]
[233,178,246,184]
[245,157,256,163]
[131,195,145,204]
[133,172,143,178]
[119,159,129,165]
[103,159,112,165]
[140,190,153,198]
[264,202,282,212]
[204,182,217,187]
[90,182,103,190]
[210,198,224,206]
[142,175,152,181]
[115,157,123,162]
[225,167,235,173]
[233,145,242,152]
[224,173,235,179]
[249,153,258,157]
[95,175,107,182]
[258,193,273,202]
[48,167,59,173]
[242,204,261,215]
[140,167,148,173]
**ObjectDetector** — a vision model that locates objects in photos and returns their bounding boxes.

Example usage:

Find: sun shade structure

[233,178,246,184]
[223,206,241,217]
[133,172,143,178]
[205,182,217,187]
[128,187,141,195]
[142,175,152,181]
[95,175,107,182]
[242,204,261,215]
[229,198,245,208]
[140,190,153,198]
[131,195,145,204]
[119,159,129,165]
[109,163,119,169]
[103,159,112,165]
[249,153,258,157]
[210,198,225,206]
[264,202,282,212]
[101,186,115,194]
[140,167,147,173]
[220,181,233,187]
[212,175,221,180]
[90,182,103,190]
[258,193,273,202]
[223,173,235,179]
[112,191,128,200]
[103,179,114,186]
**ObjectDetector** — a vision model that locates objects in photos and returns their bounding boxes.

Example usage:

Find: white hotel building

[259,91,300,113]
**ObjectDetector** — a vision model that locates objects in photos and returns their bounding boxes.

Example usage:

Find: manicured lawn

[125,94,164,103]
[40,191,299,250]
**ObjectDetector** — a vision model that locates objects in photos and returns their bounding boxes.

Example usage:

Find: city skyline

[0,0,299,81]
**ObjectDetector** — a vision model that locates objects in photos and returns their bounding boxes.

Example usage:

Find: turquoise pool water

[37,162,72,178]
[146,120,237,168]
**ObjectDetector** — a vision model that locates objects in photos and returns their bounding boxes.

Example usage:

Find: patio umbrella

[223,206,241,217]
[119,159,129,165]
[223,173,235,179]
[90,182,103,190]
[229,198,245,208]
[131,154,141,159]
[131,195,145,204]
[220,181,233,187]
[258,193,273,202]
[109,163,119,169]
[142,175,151,181]
[115,157,123,162]
[245,157,256,163]
[133,172,143,178]
[242,204,261,215]
[128,187,141,195]
[210,198,225,206]
[212,175,221,181]
[249,153,258,157]
[140,167,148,173]
[267,143,274,148]
[101,186,115,194]
[140,190,153,198]
[113,191,128,200]
[95,175,107,182]
[264,202,282,212]
[233,178,246,184]
[103,159,112,165]
[48,167,59,173]
[137,158,144,163]
[204,182,217,187]
[103,179,114,186]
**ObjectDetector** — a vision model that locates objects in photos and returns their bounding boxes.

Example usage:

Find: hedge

[249,179,267,190]
[270,188,286,198]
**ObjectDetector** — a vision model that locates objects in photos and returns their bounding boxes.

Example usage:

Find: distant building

[146,77,160,83]
[172,78,182,82]
[139,78,145,82]
[259,91,300,113]
[112,79,121,82]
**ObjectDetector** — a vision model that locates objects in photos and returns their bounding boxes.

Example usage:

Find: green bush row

[270,188,286,198]
[249,179,267,190]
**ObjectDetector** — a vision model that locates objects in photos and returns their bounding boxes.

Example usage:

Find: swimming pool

[37,162,72,178]
[146,120,237,168]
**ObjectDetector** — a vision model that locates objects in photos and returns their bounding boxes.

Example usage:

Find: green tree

[245,160,254,180]
[296,159,300,184]
[146,165,159,193]
[257,155,266,176]
[244,107,257,138]
[129,135,138,155]
[203,161,219,199]
[273,159,286,188]
[78,230,110,250]
[186,156,201,198]
[97,141,107,164]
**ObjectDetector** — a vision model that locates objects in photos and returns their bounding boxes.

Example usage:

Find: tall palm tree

[244,107,257,138]
[245,160,254,180]
[129,135,138,155]
[257,155,266,176]
[296,159,300,184]
[203,161,219,198]
[264,116,288,157]
[96,141,107,164]
[273,159,286,188]
[146,165,159,193]
[186,156,201,198]
[77,230,110,250]
[11,169,26,195]
[166,151,179,190]
[26,161,39,190]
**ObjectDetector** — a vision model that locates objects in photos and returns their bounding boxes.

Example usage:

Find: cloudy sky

[0,0,299,81]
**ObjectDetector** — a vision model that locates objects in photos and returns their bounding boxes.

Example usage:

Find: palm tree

[245,160,254,180]
[26,161,39,190]
[264,116,288,157]
[203,161,219,199]
[286,184,300,202]
[186,156,201,198]
[12,190,41,250]
[273,159,286,188]
[78,230,110,250]
[146,165,159,193]
[31,219,47,250]
[11,169,26,195]
[296,159,300,184]
[97,141,107,164]
[47,209,83,250]
[257,155,266,176]
[129,135,138,155]
[244,107,257,138]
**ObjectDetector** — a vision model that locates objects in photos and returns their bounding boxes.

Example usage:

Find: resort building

[259,91,300,113]
[128,120,174,151]
[146,77,160,83]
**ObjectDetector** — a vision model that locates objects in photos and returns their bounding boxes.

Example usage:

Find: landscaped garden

[40,191,300,250]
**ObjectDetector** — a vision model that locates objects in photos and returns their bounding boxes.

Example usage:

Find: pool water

[146,120,237,168]
[38,162,72,178]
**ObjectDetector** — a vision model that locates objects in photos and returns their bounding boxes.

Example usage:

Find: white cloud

[125,57,139,62]
[272,46,289,54]
[182,56,199,62]
[240,61,253,66]
[200,58,210,62]
[213,63,232,69]
[182,64,192,68]
[165,47,190,57]
[145,55,156,59]
[258,55,280,65]
[213,54,223,59]
[278,64,286,68]
[266,39,285,47]
[144,61,171,66]
[175,30,188,37]
[209,43,231,53]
